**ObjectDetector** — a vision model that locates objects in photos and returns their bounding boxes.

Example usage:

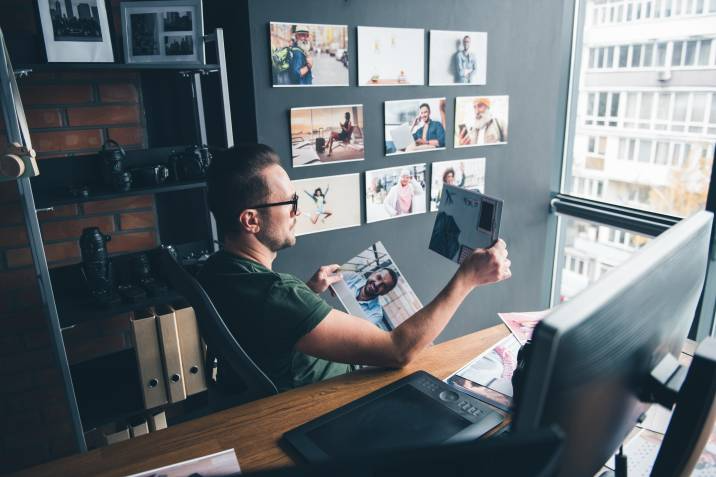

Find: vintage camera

[169,145,212,181]
[129,164,170,187]
[98,140,128,191]
[80,227,121,307]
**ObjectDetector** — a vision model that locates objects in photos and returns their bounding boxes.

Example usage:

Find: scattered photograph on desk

[365,164,427,223]
[429,30,487,86]
[498,309,551,345]
[292,173,361,236]
[270,22,349,87]
[126,449,241,477]
[454,95,509,147]
[447,334,522,411]
[430,158,486,212]
[384,98,447,156]
[290,104,364,167]
[331,241,422,331]
[357,26,425,86]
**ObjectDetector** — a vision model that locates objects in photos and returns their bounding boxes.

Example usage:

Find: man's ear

[238,209,261,234]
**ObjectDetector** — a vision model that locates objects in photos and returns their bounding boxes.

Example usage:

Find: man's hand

[306,56,313,69]
[457,239,511,288]
[458,127,471,145]
[307,264,342,294]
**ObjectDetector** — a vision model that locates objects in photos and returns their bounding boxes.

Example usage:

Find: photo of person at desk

[200,144,511,392]
[385,98,446,155]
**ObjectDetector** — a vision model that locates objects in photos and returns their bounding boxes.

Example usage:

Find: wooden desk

[15,325,510,477]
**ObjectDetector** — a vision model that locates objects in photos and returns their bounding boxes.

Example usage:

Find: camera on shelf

[98,139,171,191]
[169,145,212,181]
[128,164,170,187]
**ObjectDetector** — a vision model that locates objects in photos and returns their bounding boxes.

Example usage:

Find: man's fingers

[325,274,343,286]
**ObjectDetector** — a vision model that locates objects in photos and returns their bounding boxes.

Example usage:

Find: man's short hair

[463,35,471,41]
[207,144,280,237]
[419,103,430,113]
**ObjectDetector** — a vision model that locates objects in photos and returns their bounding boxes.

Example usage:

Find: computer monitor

[651,336,716,477]
[512,210,713,477]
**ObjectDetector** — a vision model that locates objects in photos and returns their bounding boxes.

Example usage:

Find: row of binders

[94,411,168,448]
[131,304,208,409]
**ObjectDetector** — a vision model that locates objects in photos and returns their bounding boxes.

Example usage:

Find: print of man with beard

[458,97,506,146]
[289,24,314,85]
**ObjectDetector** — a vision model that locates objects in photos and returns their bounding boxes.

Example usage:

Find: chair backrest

[159,249,278,406]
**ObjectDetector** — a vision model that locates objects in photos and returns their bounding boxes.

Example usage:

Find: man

[289,25,313,85]
[458,98,506,146]
[200,144,511,391]
[409,103,446,149]
[343,268,399,328]
[383,169,424,217]
[455,35,476,83]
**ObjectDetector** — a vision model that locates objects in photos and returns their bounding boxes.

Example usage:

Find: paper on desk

[497,309,550,345]
[447,334,521,412]
[124,448,241,476]
[637,404,672,435]
[604,423,716,476]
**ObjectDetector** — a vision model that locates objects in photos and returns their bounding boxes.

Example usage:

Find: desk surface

[16,325,510,477]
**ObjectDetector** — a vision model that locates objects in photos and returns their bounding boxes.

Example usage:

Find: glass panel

[672,40,684,66]
[632,44,642,67]
[638,140,653,162]
[640,93,653,119]
[555,217,652,303]
[598,92,608,117]
[656,42,667,66]
[685,40,697,65]
[619,45,629,67]
[691,93,708,123]
[606,46,615,68]
[655,141,669,164]
[711,94,716,125]
[673,93,689,122]
[598,47,605,68]
[655,0,663,15]
[710,0,716,12]
[698,39,711,66]
[696,0,704,12]
[657,93,671,121]
[643,44,653,67]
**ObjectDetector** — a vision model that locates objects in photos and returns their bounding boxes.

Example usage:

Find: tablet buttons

[438,390,459,402]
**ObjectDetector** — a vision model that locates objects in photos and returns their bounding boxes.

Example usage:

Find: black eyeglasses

[248,193,299,215]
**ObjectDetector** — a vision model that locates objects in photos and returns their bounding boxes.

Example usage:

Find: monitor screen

[306,385,472,457]
[478,201,494,232]
[513,211,713,477]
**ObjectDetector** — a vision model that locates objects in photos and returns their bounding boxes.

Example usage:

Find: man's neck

[223,235,276,270]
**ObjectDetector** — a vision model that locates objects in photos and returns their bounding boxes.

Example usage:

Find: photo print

[121,0,204,64]
[430,158,486,212]
[270,22,349,87]
[384,98,447,156]
[357,26,424,86]
[37,0,114,62]
[331,242,422,330]
[365,164,427,223]
[292,173,361,236]
[290,104,364,167]
[454,95,509,147]
[447,334,522,411]
[429,30,487,85]
[498,310,550,345]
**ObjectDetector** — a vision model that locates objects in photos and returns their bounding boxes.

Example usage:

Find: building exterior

[559,0,716,301]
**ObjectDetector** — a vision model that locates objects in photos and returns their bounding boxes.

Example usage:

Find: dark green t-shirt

[198,250,353,391]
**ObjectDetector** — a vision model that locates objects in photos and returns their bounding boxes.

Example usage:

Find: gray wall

[242,0,573,342]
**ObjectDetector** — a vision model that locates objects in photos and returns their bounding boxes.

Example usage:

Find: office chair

[159,248,278,411]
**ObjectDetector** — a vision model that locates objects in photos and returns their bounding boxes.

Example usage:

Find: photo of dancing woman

[304,186,333,224]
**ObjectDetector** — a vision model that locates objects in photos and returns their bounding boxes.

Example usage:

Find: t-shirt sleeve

[263,275,333,348]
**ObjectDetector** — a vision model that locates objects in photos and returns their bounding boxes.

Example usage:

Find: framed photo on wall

[36,0,115,62]
[120,0,205,64]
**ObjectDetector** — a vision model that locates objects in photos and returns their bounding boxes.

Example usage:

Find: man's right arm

[295,240,511,367]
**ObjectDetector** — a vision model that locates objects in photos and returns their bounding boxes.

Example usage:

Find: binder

[103,427,130,446]
[148,411,167,432]
[174,305,208,396]
[130,420,149,438]
[156,305,187,403]
[131,310,168,409]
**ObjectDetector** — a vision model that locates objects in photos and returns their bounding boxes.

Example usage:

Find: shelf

[35,179,207,209]
[16,63,219,73]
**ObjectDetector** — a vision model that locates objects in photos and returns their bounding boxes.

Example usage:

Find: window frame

[553,0,716,340]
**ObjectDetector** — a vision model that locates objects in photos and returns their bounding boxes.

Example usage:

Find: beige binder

[130,420,149,438]
[148,411,167,432]
[131,310,168,409]
[174,306,208,396]
[103,427,130,446]
[156,305,187,403]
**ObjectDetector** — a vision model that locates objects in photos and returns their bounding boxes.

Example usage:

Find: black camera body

[169,145,211,181]
[129,164,170,187]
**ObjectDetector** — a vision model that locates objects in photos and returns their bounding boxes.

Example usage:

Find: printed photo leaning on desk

[199,144,512,392]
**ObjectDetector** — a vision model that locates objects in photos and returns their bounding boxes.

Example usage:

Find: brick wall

[0,55,161,477]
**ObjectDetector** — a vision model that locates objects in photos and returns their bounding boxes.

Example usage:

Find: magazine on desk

[124,448,240,476]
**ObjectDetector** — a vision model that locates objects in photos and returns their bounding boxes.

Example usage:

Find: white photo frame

[292,173,361,236]
[357,26,424,86]
[120,0,205,65]
[365,163,427,223]
[37,0,115,62]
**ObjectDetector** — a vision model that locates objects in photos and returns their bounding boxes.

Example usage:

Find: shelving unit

[2,28,234,452]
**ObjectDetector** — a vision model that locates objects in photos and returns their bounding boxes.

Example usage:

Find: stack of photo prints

[270,21,507,236]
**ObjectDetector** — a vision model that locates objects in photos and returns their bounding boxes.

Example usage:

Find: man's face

[295,32,311,52]
[363,269,396,299]
[474,102,488,116]
[463,37,471,51]
[256,164,299,252]
[419,106,430,123]
[400,174,411,186]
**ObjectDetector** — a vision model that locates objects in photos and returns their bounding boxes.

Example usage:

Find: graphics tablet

[283,370,504,463]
